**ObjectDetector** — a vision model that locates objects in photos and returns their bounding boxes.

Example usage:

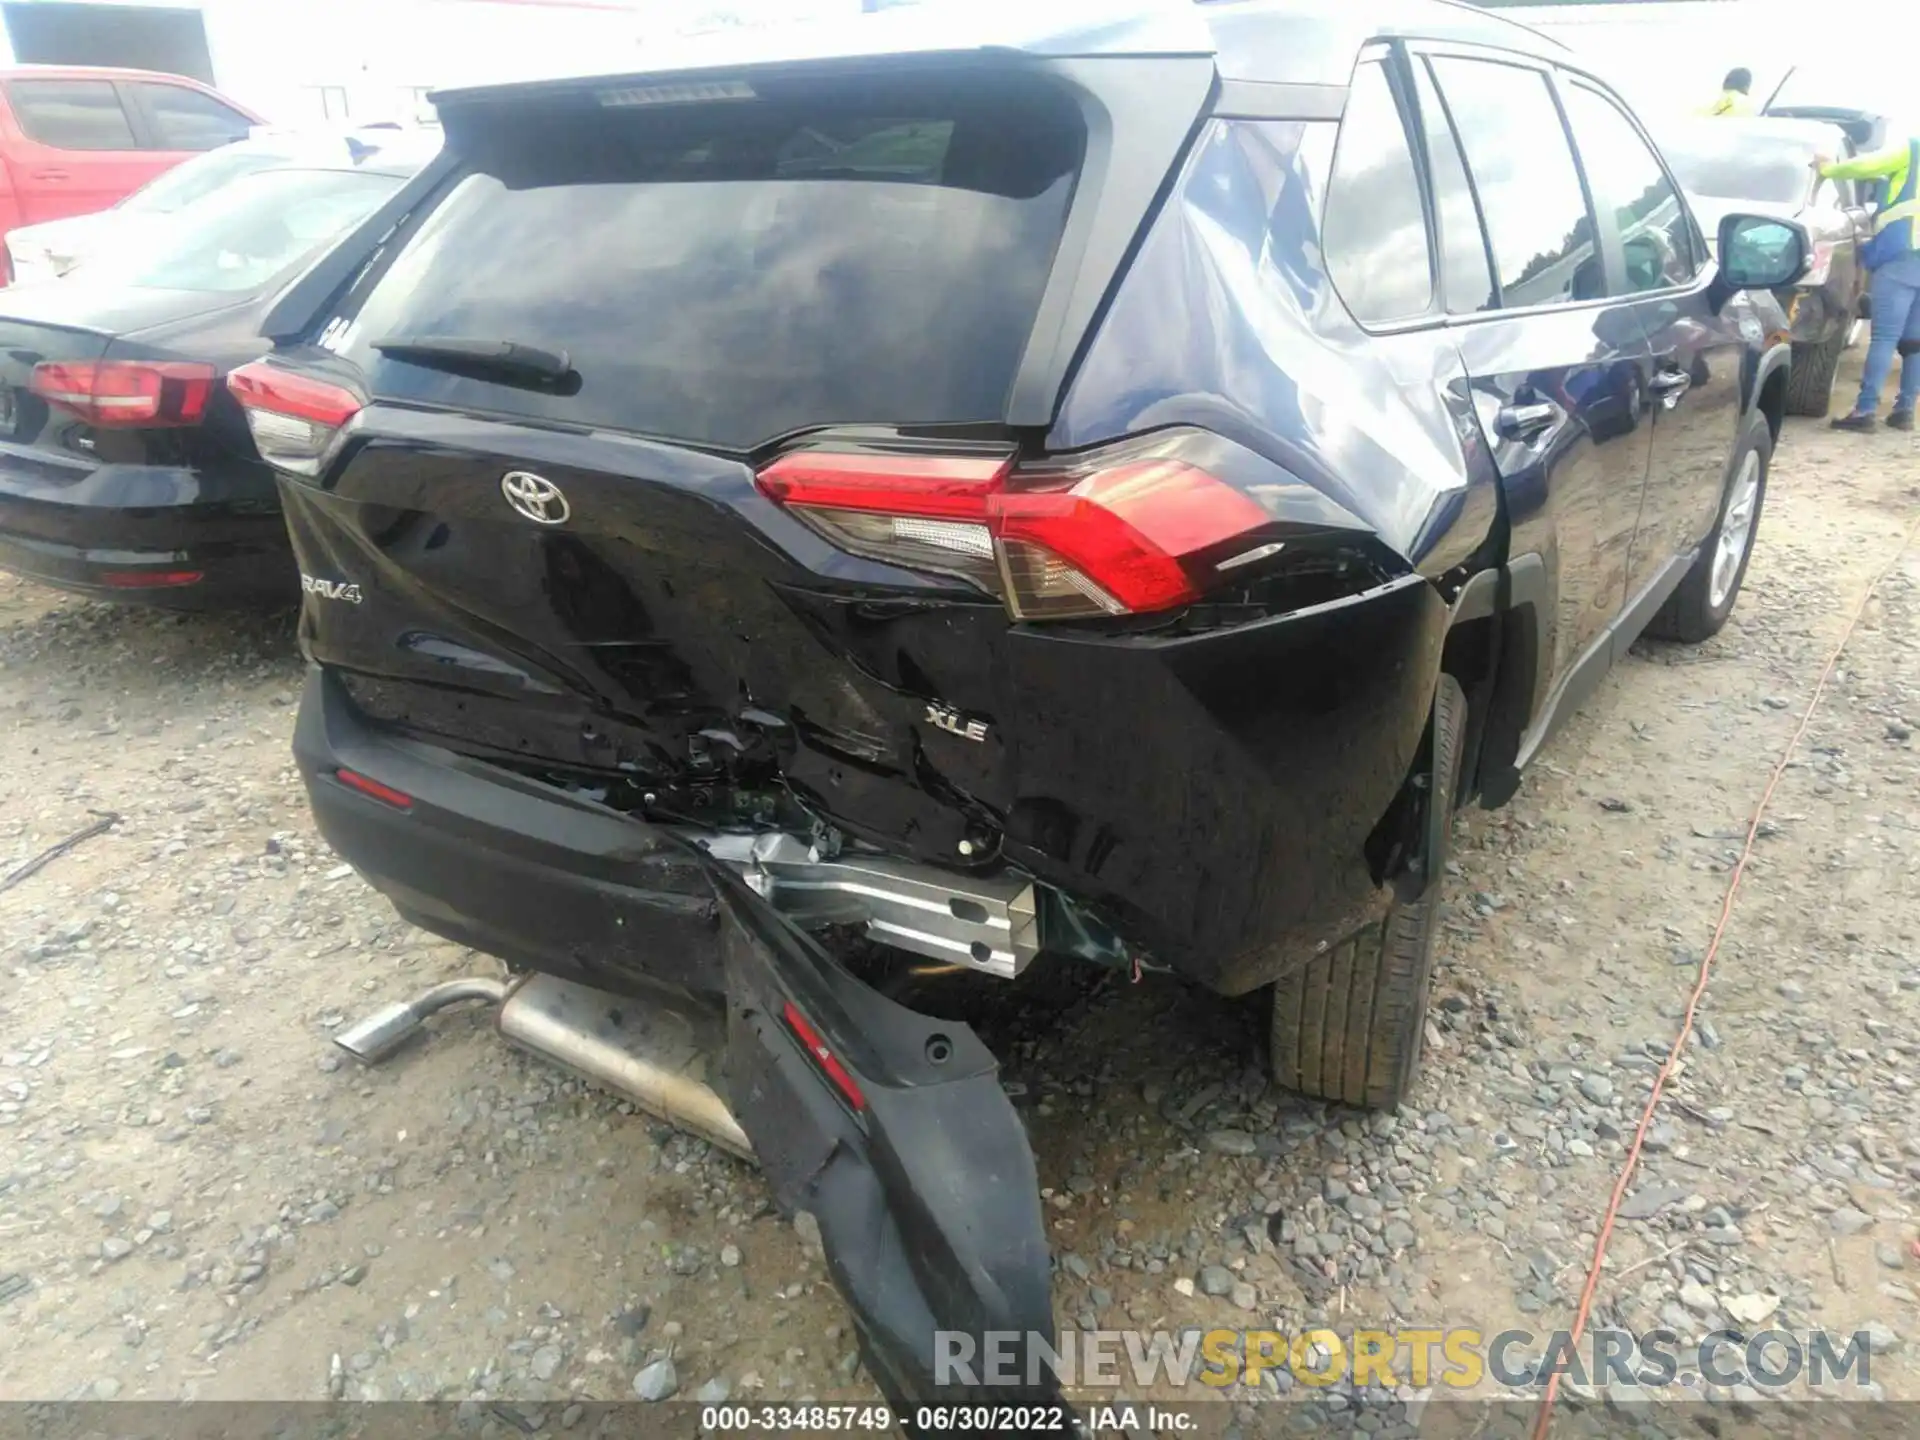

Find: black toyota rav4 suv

[231,0,1805,1416]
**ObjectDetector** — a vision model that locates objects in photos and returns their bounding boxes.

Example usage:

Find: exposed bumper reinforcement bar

[695,830,1040,978]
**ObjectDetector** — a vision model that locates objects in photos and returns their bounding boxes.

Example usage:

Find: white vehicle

[5,124,436,287]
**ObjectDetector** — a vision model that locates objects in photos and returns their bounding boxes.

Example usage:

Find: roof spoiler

[431,0,1215,107]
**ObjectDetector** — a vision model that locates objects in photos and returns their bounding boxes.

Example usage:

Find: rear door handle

[1495,402,1557,440]
[31,169,69,182]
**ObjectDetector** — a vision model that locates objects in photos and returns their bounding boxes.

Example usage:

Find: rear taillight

[1803,240,1835,287]
[30,361,215,428]
[756,432,1278,621]
[227,361,362,476]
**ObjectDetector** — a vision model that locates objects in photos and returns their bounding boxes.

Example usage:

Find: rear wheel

[1785,330,1847,417]
[1644,412,1770,644]
[1268,675,1465,1111]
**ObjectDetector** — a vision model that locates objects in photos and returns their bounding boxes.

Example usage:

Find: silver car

[1662,116,1873,417]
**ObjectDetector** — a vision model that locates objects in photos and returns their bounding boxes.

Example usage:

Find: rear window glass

[328,78,1086,451]
[88,167,403,293]
[122,145,296,215]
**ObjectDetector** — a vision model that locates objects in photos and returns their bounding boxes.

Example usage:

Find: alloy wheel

[1709,450,1761,611]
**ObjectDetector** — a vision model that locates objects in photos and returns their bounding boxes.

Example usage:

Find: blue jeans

[1854,248,1920,416]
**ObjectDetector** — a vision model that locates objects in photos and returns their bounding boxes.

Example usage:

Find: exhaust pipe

[333,977,510,1063]
[334,972,753,1161]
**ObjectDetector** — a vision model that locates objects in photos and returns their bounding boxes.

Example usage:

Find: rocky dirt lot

[2,373,1917,1436]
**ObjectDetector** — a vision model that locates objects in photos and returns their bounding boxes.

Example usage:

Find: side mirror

[1717,213,1812,290]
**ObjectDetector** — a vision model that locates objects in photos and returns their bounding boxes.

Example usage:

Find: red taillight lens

[781,1000,867,1113]
[227,361,362,476]
[756,434,1278,620]
[30,360,215,427]
[334,767,412,811]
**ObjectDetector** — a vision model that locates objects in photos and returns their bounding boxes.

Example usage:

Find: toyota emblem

[500,471,570,526]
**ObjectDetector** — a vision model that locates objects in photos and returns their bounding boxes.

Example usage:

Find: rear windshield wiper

[372,335,576,391]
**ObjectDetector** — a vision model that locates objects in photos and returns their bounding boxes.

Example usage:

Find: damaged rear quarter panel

[1050,116,1497,584]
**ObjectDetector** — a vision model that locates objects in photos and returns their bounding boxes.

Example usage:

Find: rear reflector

[757,434,1276,620]
[30,360,215,428]
[780,1000,867,1112]
[99,569,203,589]
[334,767,413,810]
[227,362,363,476]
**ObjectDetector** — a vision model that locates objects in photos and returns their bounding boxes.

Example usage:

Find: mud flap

[709,867,1067,1432]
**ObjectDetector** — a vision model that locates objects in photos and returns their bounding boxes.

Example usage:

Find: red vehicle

[0,65,262,282]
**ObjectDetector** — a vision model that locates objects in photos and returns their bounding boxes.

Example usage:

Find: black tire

[1644,411,1771,644]
[1785,330,1847,417]
[1269,675,1466,1112]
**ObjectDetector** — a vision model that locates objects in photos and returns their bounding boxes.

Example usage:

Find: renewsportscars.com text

[935,1326,1878,1393]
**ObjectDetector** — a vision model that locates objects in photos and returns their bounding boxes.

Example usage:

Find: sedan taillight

[30,360,215,427]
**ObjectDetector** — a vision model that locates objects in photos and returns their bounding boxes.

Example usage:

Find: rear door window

[1559,81,1696,293]
[132,82,255,151]
[1429,58,1601,311]
[6,79,137,150]
[1320,59,1433,326]
[1409,58,1495,315]
[328,77,1086,452]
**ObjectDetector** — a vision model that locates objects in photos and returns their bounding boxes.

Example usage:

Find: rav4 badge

[925,702,989,743]
[301,575,363,604]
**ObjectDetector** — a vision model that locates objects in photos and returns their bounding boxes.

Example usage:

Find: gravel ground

[3,368,1918,1432]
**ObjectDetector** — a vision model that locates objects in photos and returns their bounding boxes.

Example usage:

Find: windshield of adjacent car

[120,144,302,215]
[88,167,404,293]
[1661,130,1815,205]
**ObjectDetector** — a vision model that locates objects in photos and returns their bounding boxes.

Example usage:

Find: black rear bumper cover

[294,667,1062,1424]
[0,455,293,607]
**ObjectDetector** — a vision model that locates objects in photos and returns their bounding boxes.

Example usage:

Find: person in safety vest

[1822,137,1920,430]
[1701,69,1756,117]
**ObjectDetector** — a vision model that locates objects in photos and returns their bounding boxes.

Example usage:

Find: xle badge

[925,703,989,743]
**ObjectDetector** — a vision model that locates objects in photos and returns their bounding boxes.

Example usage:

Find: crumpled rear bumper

[295,667,1064,1426]
[716,869,1065,1425]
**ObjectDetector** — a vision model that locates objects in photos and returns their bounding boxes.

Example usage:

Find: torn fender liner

[711,866,1063,1421]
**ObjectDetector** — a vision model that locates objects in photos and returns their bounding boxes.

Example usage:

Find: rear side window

[6,79,136,150]
[1429,58,1601,311]
[1410,58,1495,315]
[1559,82,1695,293]
[133,82,254,151]
[329,78,1086,451]
[1321,59,1433,326]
